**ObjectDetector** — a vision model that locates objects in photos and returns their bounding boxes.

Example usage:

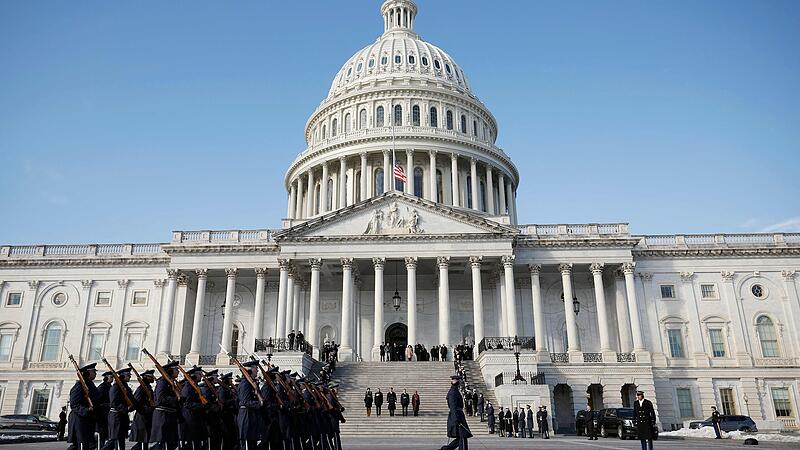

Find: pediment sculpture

[363,201,424,235]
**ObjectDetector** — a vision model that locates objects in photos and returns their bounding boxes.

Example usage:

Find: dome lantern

[381,0,418,33]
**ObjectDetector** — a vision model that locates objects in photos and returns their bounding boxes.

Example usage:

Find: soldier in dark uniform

[218,373,238,450]
[711,406,722,439]
[238,360,263,450]
[150,361,181,450]
[439,375,471,450]
[130,369,155,450]
[538,406,550,439]
[67,363,100,450]
[374,388,383,416]
[633,390,656,450]
[104,367,136,450]
[326,384,346,450]
[258,366,282,450]
[199,369,223,450]
[180,366,208,450]
[400,389,410,416]
[512,407,519,437]
[95,371,113,447]
[504,408,513,438]
[387,387,397,416]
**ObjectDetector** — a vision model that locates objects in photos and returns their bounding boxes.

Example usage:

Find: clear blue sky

[1,0,799,245]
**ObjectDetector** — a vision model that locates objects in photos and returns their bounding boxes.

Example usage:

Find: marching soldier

[130,369,155,450]
[150,361,181,450]
[326,384,346,450]
[67,362,100,450]
[104,367,136,450]
[181,366,208,450]
[258,366,282,450]
[238,360,263,450]
[439,374,471,450]
[96,370,113,447]
[218,372,239,450]
[202,369,224,450]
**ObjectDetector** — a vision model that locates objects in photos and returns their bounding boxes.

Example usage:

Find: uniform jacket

[108,381,135,441]
[400,393,410,407]
[446,383,472,439]
[130,383,153,443]
[633,399,656,440]
[66,380,99,444]
[237,378,262,441]
[150,377,179,444]
[487,406,495,427]
[181,381,208,441]
[374,392,384,407]
[526,409,534,429]
[387,391,397,410]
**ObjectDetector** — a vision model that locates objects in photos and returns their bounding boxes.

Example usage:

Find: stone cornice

[0,257,169,268]
[279,233,511,244]
[161,244,280,255]
[514,237,641,249]
[633,248,800,258]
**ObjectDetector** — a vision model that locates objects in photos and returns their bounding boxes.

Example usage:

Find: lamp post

[265,338,274,365]
[512,336,526,384]
[392,260,402,311]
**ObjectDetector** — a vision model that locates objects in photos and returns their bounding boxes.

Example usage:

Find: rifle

[308,383,334,410]
[248,356,284,407]
[174,364,209,405]
[141,348,181,400]
[128,363,154,407]
[220,344,263,404]
[200,373,223,408]
[64,349,94,410]
[101,358,134,410]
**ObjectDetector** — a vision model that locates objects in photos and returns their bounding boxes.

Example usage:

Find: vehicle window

[618,409,635,418]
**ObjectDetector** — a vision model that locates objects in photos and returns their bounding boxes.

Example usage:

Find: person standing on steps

[405,345,414,362]
[487,403,495,434]
[387,387,397,416]
[634,391,656,450]
[711,406,722,439]
[441,345,448,362]
[374,388,384,416]
[438,374,471,450]
[412,390,420,416]
[380,343,386,362]
[364,388,373,416]
[526,405,534,438]
[400,389,410,416]
[477,393,485,422]
[287,329,295,350]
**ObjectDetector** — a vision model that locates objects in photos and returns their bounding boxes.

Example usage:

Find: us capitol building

[0,0,798,434]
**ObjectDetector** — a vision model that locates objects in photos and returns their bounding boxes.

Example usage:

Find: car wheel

[618,425,625,440]
[600,425,608,438]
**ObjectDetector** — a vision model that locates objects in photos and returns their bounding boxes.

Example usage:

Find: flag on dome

[393,160,407,183]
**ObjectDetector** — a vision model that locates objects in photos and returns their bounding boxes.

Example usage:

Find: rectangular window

[676,388,694,418]
[125,333,142,361]
[700,284,718,299]
[720,388,737,415]
[6,292,22,306]
[771,388,793,417]
[709,329,726,357]
[667,329,685,358]
[88,333,104,361]
[95,291,111,307]
[0,334,13,361]
[30,389,49,416]
[132,291,148,306]
[660,285,675,299]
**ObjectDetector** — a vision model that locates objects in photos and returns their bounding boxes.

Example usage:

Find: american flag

[393,159,407,183]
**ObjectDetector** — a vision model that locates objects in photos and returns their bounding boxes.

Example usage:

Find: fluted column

[428,151,437,201]
[383,150,391,193]
[614,269,633,352]
[502,255,518,336]
[498,273,508,335]
[308,259,322,354]
[590,263,613,352]
[405,149,413,194]
[437,257,451,347]
[529,264,546,352]
[470,256,484,346]
[218,268,238,360]
[285,270,295,336]
[157,269,179,356]
[506,181,515,223]
[622,262,646,352]
[251,268,267,352]
[292,275,302,332]
[339,157,347,208]
[470,158,479,210]
[288,182,297,219]
[498,173,506,214]
[339,258,354,360]
[306,168,315,217]
[295,176,305,219]
[372,258,385,359]
[320,162,330,213]
[276,259,290,338]
[559,263,580,352]
[450,153,460,207]
[485,165,495,214]
[360,152,368,202]
[188,269,207,358]
[406,257,418,349]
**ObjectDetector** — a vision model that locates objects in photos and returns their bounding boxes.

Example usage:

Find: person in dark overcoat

[374,388,383,415]
[440,345,448,362]
[104,368,136,450]
[525,405,534,438]
[438,375,471,450]
[364,388,373,416]
[400,389,410,416]
[95,371,113,447]
[387,387,397,416]
[476,393,484,421]
[276,372,294,450]
[711,406,722,439]
[130,369,155,450]
[150,361,180,450]
[487,403,495,434]
[201,369,223,450]
[412,391,420,417]
[380,344,386,362]
[504,408,513,437]
[180,366,208,450]
[465,390,473,416]
[326,385,346,450]
[633,390,656,450]
[217,373,238,450]
[237,361,263,450]
[517,408,526,438]
[538,406,550,439]
[67,363,100,450]
[57,407,67,441]
[512,407,519,437]
[258,367,281,450]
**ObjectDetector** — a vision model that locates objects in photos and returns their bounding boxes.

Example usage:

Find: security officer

[633,390,656,450]
[711,406,722,439]
[104,367,136,450]
[181,366,208,450]
[67,362,100,450]
[238,360,263,450]
[218,372,238,450]
[96,371,114,447]
[440,374,471,450]
[130,369,155,450]
[150,361,181,450]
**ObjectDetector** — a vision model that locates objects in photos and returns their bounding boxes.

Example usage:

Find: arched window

[321,124,327,139]
[376,106,385,127]
[413,167,423,197]
[473,120,478,136]
[374,169,385,195]
[757,316,779,357]
[331,118,338,137]
[326,178,334,210]
[430,107,438,127]
[412,105,420,126]
[393,105,402,126]
[479,180,486,211]
[344,113,352,133]
[446,111,454,130]
[359,109,367,129]
[41,322,62,361]
[466,175,473,208]
[436,169,444,203]
[460,115,467,133]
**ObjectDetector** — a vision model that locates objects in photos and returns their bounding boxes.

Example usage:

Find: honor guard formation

[65,348,345,450]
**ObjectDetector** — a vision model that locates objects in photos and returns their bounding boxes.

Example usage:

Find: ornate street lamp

[512,336,526,384]
[560,271,581,316]
[392,260,402,311]
[265,338,274,364]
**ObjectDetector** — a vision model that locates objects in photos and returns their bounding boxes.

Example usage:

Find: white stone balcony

[637,233,800,249]
[517,223,630,237]
[0,243,166,259]
[170,229,276,244]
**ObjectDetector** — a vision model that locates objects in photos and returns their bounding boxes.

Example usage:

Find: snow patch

[661,426,800,443]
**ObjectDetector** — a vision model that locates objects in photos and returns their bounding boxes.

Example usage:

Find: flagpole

[391,124,396,192]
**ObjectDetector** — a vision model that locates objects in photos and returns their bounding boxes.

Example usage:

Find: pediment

[274,192,518,241]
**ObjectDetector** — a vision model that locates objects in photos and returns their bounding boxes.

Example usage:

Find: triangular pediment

[274,192,518,241]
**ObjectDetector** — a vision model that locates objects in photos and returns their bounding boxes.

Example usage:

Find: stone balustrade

[638,233,800,248]
[518,223,630,237]
[1,243,166,258]
[171,229,276,244]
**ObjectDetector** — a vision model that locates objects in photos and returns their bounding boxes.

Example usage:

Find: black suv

[0,414,58,433]
[575,410,601,436]
[689,415,758,432]
[597,407,659,440]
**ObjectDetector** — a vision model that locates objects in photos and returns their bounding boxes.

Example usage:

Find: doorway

[385,322,408,361]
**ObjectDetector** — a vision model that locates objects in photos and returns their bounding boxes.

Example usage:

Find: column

[292,278,302,332]
[614,269,633,352]
[406,257,418,348]
[275,259,290,339]
[251,268,267,352]
[505,181,515,223]
[157,269,179,356]
[383,150,391,193]
[470,256,485,346]
[218,268,237,360]
[622,262,646,352]
[485,165,495,214]
[498,173,507,214]
[308,259,322,355]
[405,149,413,195]
[428,151,437,201]
[502,255,518,336]
[559,263,580,353]
[285,270,295,335]
[360,152,368,202]
[450,153,460,207]
[590,263,613,353]
[306,168,315,217]
[320,162,329,213]
[780,270,800,351]
[339,157,348,208]
[188,269,207,358]
[498,273,508,335]
[295,176,305,219]
[720,271,752,365]
[529,264,547,352]
[372,258,385,358]
[288,182,297,219]
[339,258,354,360]
[437,256,451,347]
[470,158,479,211]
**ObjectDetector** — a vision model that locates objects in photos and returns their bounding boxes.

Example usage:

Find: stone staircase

[461,360,499,408]
[332,361,496,436]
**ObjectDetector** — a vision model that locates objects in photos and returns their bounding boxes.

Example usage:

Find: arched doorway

[553,384,575,433]
[587,384,604,410]
[621,383,637,408]
[385,322,408,361]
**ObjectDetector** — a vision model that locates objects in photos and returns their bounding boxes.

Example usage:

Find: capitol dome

[284,0,520,226]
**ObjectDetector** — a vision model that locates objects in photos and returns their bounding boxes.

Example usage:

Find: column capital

[528,263,541,274]
[405,148,414,156]
[278,258,291,270]
[558,263,573,274]
[81,279,93,290]
[382,149,391,156]
[177,274,189,286]
[437,256,450,269]
[782,270,797,281]
[153,279,166,288]
[309,258,323,270]
[196,268,208,279]
[340,258,354,269]
[501,255,515,268]
[720,270,735,282]
[680,271,695,282]
[589,262,605,274]
[225,268,238,278]
[620,262,636,274]
[117,279,130,289]
[255,267,268,278]
[372,257,386,269]
[429,149,437,157]
[360,151,368,159]
[166,269,180,279]
[451,152,459,161]
[638,272,653,281]
[404,256,418,269]
[469,256,483,268]
[614,268,624,279]
[322,160,329,168]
